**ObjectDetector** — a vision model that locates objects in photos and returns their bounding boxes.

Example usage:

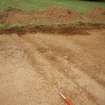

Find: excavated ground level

[0,29,105,105]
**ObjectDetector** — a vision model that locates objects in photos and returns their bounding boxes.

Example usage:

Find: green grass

[0,0,105,13]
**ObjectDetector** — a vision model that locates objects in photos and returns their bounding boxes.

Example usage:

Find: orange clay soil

[86,8,105,22]
[0,7,83,25]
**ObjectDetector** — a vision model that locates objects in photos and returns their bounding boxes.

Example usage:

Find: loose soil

[0,6,105,105]
[0,7,105,25]
[87,7,105,23]
[0,29,105,105]
[0,23,105,35]
[0,7,82,25]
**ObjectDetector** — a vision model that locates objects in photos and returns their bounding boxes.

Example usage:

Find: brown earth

[0,7,105,26]
[0,23,105,36]
[0,6,105,105]
[0,7,83,25]
[0,29,105,105]
[87,7,105,23]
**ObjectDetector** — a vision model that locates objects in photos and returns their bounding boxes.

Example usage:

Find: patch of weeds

[0,23,24,30]
[0,24,10,30]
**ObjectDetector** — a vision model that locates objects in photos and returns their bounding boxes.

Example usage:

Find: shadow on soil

[0,23,105,35]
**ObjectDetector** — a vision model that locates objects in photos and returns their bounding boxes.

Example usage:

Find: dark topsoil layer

[0,24,105,35]
[0,7,105,35]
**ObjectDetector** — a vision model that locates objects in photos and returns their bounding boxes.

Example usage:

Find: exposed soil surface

[0,23,105,35]
[0,7,105,25]
[0,6,105,105]
[0,29,105,105]
[87,8,105,23]
[0,7,82,25]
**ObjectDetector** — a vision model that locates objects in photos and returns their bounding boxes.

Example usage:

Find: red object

[59,91,74,105]
[64,98,73,105]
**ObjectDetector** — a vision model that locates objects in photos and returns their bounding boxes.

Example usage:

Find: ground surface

[0,29,105,105]
[0,7,105,28]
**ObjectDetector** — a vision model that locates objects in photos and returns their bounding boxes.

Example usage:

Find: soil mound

[0,7,82,25]
[34,7,82,21]
[1,7,105,25]
[87,8,105,22]
[0,8,33,24]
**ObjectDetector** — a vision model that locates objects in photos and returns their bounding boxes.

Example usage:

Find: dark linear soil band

[0,23,105,35]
